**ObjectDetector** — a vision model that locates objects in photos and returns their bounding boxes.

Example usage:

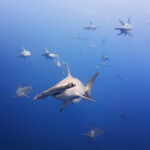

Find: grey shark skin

[84,22,98,30]
[34,64,99,111]
[115,17,133,36]
[81,124,105,140]
[14,84,32,98]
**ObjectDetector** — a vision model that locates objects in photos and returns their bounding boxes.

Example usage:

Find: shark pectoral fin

[119,19,125,25]
[127,32,133,37]
[59,100,70,112]
[77,94,95,102]
[114,28,122,30]
[118,32,123,35]
[86,72,99,99]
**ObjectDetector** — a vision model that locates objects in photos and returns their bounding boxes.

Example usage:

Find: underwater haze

[0,0,150,150]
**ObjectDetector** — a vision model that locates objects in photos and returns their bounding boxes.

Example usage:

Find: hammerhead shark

[42,48,59,59]
[84,22,98,30]
[34,64,99,111]
[102,53,109,61]
[114,17,133,36]
[14,83,33,98]
[81,123,105,140]
[18,48,31,59]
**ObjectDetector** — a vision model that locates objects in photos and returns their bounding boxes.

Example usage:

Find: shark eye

[67,83,75,88]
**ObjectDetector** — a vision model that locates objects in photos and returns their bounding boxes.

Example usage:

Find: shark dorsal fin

[66,64,71,76]
[86,72,99,98]
[127,16,131,24]
[45,48,49,53]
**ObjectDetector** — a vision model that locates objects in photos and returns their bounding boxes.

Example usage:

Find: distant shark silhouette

[14,83,33,98]
[81,123,105,140]
[102,53,109,61]
[84,22,98,30]
[42,48,59,59]
[115,17,133,36]
[18,47,31,60]
[34,64,98,111]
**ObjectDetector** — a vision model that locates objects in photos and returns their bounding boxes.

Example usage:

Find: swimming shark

[102,53,109,61]
[34,64,98,111]
[81,123,105,140]
[56,60,61,68]
[101,38,107,44]
[42,48,59,59]
[100,62,108,67]
[115,74,124,80]
[84,22,98,30]
[18,48,31,59]
[14,84,33,98]
[114,17,133,36]
[112,109,129,120]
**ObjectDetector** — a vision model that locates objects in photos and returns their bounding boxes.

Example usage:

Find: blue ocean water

[0,0,150,150]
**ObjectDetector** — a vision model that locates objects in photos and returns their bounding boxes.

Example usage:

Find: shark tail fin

[66,64,71,76]
[86,72,99,99]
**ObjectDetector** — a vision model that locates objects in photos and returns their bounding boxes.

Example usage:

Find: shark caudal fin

[86,72,99,99]
[66,64,71,76]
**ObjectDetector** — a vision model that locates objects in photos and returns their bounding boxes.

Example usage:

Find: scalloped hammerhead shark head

[34,64,99,111]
